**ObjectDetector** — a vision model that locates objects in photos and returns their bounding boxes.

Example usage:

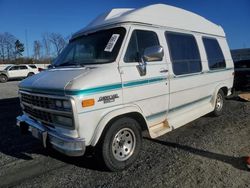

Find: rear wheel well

[220,87,228,96]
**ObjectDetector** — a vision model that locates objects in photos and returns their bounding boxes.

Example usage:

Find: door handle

[160,69,168,73]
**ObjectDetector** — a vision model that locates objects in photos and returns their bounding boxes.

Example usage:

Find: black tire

[211,90,225,117]
[100,117,142,171]
[27,72,34,77]
[0,74,8,83]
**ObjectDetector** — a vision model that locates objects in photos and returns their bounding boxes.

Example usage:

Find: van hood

[19,67,91,95]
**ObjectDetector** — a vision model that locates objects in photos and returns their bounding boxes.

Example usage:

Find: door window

[9,66,19,71]
[124,30,159,62]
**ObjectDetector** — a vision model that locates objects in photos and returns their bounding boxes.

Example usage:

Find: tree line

[0,32,25,61]
[0,32,68,64]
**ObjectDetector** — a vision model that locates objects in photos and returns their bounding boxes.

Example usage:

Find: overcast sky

[1,0,249,57]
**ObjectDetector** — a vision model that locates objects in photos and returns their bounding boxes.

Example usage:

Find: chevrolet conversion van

[17,4,234,171]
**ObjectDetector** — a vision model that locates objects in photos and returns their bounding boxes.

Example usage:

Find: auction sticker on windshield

[104,34,120,52]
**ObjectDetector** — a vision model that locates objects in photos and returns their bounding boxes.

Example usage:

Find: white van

[16,4,234,171]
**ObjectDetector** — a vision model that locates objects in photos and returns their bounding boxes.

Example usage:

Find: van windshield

[53,27,126,67]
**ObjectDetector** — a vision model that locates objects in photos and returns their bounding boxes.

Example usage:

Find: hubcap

[0,76,6,82]
[216,93,223,111]
[112,128,136,161]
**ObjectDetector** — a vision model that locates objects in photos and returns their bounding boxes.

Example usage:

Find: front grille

[24,105,53,124]
[20,92,73,128]
[21,93,55,109]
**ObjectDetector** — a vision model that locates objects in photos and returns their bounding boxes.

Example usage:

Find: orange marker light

[82,99,95,108]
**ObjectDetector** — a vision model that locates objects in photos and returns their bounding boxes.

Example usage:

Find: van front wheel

[212,90,225,116]
[101,117,142,171]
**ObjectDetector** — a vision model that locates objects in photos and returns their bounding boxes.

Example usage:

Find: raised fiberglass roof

[72,4,225,38]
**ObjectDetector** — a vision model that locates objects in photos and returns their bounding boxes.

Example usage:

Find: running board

[149,120,172,138]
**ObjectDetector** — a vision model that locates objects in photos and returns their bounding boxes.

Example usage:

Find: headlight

[55,100,62,108]
[62,101,71,109]
[54,115,73,127]
[54,100,71,110]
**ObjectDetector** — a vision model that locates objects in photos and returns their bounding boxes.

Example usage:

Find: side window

[9,66,19,71]
[19,66,28,70]
[124,30,159,62]
[29,65,37,69]
[202,38,226,70]
[165,32,202,75]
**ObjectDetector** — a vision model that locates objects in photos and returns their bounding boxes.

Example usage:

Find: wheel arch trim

[90,105,147,146]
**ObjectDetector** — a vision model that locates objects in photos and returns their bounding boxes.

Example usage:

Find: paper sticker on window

[104,34,120,52]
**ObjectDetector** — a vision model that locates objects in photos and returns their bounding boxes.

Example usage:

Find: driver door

[120,26,169,125]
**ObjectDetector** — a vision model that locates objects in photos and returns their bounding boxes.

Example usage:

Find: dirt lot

[0,81,249,188]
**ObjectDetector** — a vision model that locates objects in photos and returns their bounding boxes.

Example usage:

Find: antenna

[25,29,29,57]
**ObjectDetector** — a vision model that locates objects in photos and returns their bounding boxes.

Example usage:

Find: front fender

[90,104,146,146]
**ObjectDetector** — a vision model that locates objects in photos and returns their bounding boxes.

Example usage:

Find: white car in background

[0,64,39,83]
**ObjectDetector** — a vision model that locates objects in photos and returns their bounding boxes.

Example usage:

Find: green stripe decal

[169,95,212,113]
[124,77,166,87]
[146,110,167,120]
[146,95,212,120]
[19,87,65,96]
[20,76,167,96]
[65,83,122,96]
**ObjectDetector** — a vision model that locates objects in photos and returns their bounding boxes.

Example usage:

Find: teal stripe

[146,110,167,120]
[169,95,212,113]
[146,95,212,120]
[124,77,166,88]
[65,83,122,96]
[20,76,167,96]
[20,87,65,96]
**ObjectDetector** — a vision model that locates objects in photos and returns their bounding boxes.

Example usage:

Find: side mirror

[143,45,164,62]
[137,45,164,76]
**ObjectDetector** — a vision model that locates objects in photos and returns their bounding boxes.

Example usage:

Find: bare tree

[33,40,42,60]
[42,33,51,58]
[49,33,67,56]
[0,32,17,61]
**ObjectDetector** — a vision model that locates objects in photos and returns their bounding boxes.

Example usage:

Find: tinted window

[19,66,28,70]
[29,65,37,69]
[202,38,226,70]
[165,32,202,75]
[9,66,19,71]
[124,30,159,62]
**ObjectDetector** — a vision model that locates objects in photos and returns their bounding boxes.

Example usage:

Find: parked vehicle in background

[17,4,234,171]
[233,60,250,91]
[0,64,39,83]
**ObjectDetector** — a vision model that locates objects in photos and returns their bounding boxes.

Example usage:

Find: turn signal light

[82,99,95,108]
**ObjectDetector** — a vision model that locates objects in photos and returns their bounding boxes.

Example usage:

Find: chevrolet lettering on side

[16,4,234,171]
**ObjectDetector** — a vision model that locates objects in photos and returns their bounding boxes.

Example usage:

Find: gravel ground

[0,81,20,99]
[0,82,249,188]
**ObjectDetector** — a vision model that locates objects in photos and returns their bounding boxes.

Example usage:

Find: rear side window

[202,38,226,70]
[29,65,37,69]
[165,32,202,75]
[124,30,159,62]
[19,66,28,70]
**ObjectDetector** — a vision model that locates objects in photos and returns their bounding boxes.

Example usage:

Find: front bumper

[16,114,85,157]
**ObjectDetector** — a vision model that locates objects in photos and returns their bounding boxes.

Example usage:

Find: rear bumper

[16,114,85,157]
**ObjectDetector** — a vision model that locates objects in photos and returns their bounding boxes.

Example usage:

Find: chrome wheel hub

[216,94,223,111]
[112,128,136,161]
